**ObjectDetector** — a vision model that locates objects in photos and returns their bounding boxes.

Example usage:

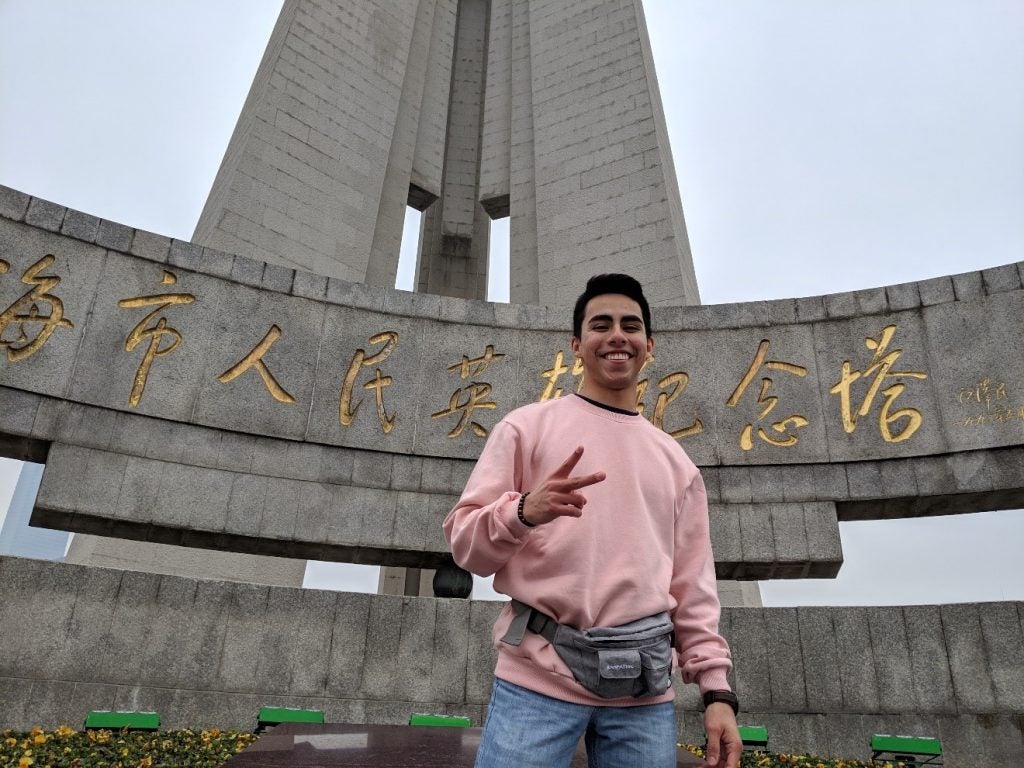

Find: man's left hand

[701,702,741,768]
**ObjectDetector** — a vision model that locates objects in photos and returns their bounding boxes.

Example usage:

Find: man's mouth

[602,352,632,360]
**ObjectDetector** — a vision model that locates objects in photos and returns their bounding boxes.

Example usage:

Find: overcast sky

[0,0,1022,605]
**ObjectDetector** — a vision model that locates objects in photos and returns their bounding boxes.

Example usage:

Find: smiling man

[444,274,740,768]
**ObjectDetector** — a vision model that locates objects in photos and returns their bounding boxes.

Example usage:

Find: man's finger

[551,446,585,478]
[561,472,606,491]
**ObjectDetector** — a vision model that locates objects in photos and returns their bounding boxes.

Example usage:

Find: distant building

[0,462,68,560]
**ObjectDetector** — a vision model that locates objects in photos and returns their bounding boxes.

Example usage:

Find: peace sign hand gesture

[521,446,606,526]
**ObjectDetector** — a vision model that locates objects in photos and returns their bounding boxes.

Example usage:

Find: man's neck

[576,384,637,412]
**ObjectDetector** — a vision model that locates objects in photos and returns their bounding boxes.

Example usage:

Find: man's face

[571,293,654,398]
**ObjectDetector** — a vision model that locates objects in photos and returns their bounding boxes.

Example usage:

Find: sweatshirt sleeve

[670,470,733,694]
[443,419,535,577]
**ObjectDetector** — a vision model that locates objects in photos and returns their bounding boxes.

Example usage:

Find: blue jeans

[474,679,678,768]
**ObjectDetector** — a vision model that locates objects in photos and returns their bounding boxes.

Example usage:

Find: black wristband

[517,492,535,528]
[702,690,739,714]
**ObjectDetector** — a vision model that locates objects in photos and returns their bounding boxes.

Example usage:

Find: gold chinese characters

[0,255,75,362]
[830,325,928,443]
[118,271,197,407]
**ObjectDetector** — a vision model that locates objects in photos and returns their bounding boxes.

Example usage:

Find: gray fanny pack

[500,600,675,699]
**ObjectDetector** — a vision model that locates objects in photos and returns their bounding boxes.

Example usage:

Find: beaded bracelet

[517,492,535,527]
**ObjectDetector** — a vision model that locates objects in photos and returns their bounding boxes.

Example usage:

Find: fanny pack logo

[605,663,636,671]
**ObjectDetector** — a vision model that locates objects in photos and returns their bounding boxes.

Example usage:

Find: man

[444,274,741,768]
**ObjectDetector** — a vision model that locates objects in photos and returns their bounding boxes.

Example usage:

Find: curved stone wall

[1,557,1020,765]
[1,186,1023,765]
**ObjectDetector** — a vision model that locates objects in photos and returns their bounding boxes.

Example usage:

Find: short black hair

[572,273,652,339]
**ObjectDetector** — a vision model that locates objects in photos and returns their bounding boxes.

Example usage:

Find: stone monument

[0,2,1021,765]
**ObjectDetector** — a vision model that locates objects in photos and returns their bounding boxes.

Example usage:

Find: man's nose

[607,323,628,342]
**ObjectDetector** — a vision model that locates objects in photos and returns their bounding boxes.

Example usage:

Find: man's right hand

[521,446,606,526]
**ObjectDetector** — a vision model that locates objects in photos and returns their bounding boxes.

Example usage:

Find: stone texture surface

[5,555,1018,767]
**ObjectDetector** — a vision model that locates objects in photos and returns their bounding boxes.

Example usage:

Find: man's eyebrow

[586,313,643,325]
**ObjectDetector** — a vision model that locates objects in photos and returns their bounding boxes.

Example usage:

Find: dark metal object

[432,562,473,598]
[224,723,702,767]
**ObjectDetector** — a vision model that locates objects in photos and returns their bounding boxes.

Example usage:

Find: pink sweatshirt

[443,394,732,706]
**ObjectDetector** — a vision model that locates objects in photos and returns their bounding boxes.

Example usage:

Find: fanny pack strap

[501,599,560,646]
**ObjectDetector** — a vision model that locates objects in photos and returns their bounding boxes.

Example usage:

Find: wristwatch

[702,690,739,714]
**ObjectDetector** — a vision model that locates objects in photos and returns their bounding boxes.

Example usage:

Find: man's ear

[571,337,580,356]
[646,336,654,357]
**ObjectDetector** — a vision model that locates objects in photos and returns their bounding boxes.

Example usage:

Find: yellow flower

[138,757,153,768]
[18,756,34,768]
[54,725,76,738]
[6,737,17,747]
[32,734,46,745]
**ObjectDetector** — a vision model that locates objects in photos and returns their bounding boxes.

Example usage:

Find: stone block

[812,313,944,463]
[941,603,997,712]
[777,463,815,502]
[94,219,134,251]
[979,602,1024,711]
[877,457,918,497]
[866,606,916,713]
[431,599,471,703]
[24,198,66,231]
[708,504,741,566]
[0,220,108,398]
[262,262,294,293]
[769,504,809,572]
[903,604,956,713]
[724,608,771,711]
[359,594,405,700]
[292,269,328,300]
[810,463,848,500]
[230,254,265,287]
[717,467,751,504]
[0,185,30,220]
[253,586,308,696]
[24,680,79,730]
[797,607,844,711]
[981,263,1022,294]
[766,298,798,326]
[95,570,162,686]
[60,209,100,242]
[0,386,40,440]
[175,579,234,687]
[198,246,236,278]
[764,608,806,710]
[466,600,502,705]
[130,229,171,262]
[802,501,843,573]
[885,281,920,311]
[832,607,879,712]
[738,504,774,573]
[824,292,858,319]
[937,713,1024,768]
[854,286,888,315]
[305,305,422,455]
[917,275,955,305]
[167,239,205,273]
[715,324,826,467]
[794,295,826,322]
[215,581,271,693]
[951,270,984,300]
[324,591,372,697]
[748,465,784,502]
[192,286,325,441]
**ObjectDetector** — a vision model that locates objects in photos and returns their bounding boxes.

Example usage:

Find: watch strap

[702,689,739,714]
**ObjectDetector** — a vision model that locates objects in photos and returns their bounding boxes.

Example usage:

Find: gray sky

[0,0,1022,605]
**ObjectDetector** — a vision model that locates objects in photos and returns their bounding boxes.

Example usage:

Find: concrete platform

[224,722,703,767]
